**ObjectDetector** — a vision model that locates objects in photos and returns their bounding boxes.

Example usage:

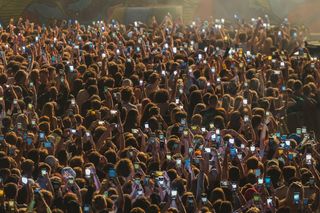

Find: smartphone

[296,128,302,135]
[144,123,149,129]
[302,127,307,134]
[244,115,249,122]
[8,200,14,209]
[69,65,74,72]
[243,99,248,105]
[255,169,261,177]
[201,196,207,203]
[108,169,116,178]
[134,162,140,170]
[83,204,90,213]
[39,132,45,140]
[27,137,32,145]
[306,153,312,165]
[22,176,28,184]
[230,148,237,158]
[183,130,188,136]
[229,138,235,145]
[131,129,139,134]
[231,182,237,191]
[258,178,263,185]
[253,194,260,202]
[166,154,172,160]
[85,168,91,177]
[67,177,74,185]
[41,169,47,176]
[110,110,117,115]
[176,159,182,167]
[250,145,256,152]
[44,141,52,148]
[185,158,190,169]
[205,147,211,153]
[294,192,300,204]
[172,47,177,54]
[220,180,229,187]
[171,190,177,198]
[288,152,293,161]
[216,129,220,135]
[267,197,273,207]
[264,176,271,187]
[285,140,290,147]
[158,176,164,186]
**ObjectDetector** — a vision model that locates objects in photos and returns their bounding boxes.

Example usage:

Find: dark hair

[116,158,133,178]
[4,182,18,199]
[153,89,169,103]
[121,87,134,103]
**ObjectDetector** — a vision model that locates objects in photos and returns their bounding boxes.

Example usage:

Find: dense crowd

[0,15,319,213]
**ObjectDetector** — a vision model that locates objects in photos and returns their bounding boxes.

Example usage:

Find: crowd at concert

[0,15,319,213]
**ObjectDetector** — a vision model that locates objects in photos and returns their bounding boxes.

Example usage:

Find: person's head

[4,182,18,200]
[14,70,27,85]
[125,109,140,126]
[148,73,160,85]
[208,94,218,108]
[246,156,259,170]
[228,166,240,182]
[131,196,151,212]
[115,158,133,178]
[220,201,233,213]
[92,194,107,212]
[130,207,145,213]
[190,114,202,127]
[228,111,242,131]
[42,102,55,118]
[210,187,225,203]
[153,89,169,104]
[239,32,247,43]
[193,103,206,115]
[121,87,134,103]
[189,90,203,113]
[181,192,197,213]
[266,165,282,187]
[282,166,296,185]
